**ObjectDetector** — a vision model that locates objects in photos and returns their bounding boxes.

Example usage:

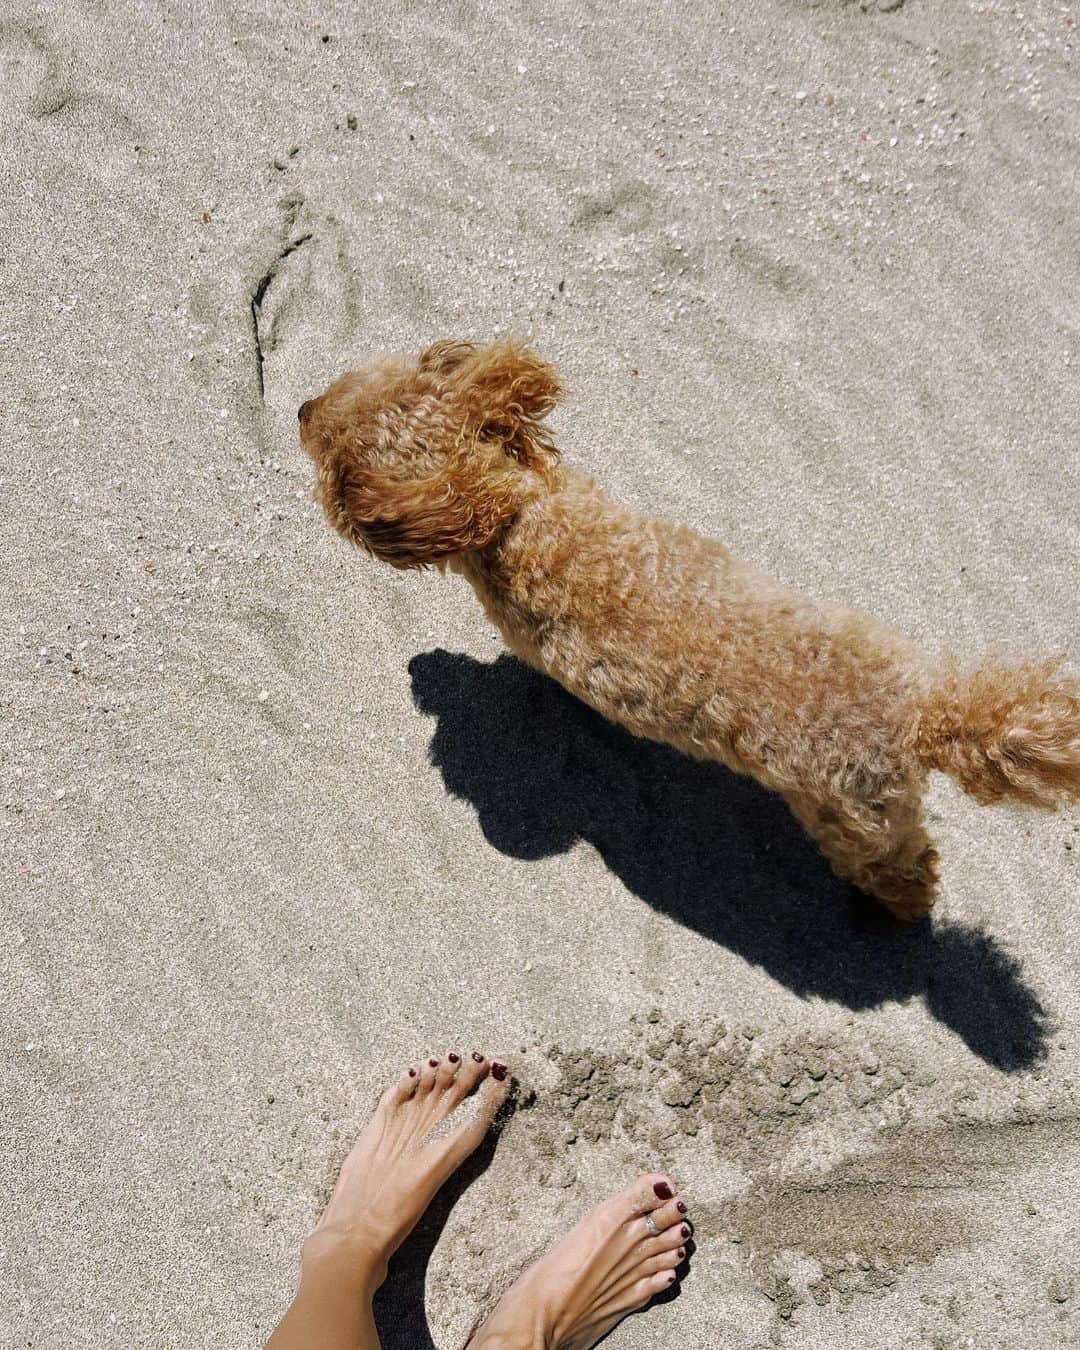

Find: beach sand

[2,1,1078,1345]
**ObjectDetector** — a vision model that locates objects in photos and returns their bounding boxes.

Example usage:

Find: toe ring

[644,1213,660,1238]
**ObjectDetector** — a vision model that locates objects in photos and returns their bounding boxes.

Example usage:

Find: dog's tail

[913,655,1080,808]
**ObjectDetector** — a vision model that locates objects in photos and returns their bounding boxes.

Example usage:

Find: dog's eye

[484,420,514,446]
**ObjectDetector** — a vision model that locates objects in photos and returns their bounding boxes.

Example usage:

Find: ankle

[468,1293,554,1350]
[300,1225,389,1297]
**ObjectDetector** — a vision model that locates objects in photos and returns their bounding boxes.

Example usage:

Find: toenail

[408,1068,417,1077]
[448,1052,460,1063]
[471,1051,484,1063]
[667,1271,677,1284]
[678,1247,686,1259]
[491,1061,508,1081]
[653,1181,673,1200]
[680,1224,690,1238]
[676,1201,687,1214]
[429,1059,439,1067]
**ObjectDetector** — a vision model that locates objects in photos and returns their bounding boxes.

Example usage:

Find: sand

[2,1,1079,1346]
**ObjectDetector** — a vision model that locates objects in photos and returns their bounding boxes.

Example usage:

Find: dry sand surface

[3,1,1079,1346]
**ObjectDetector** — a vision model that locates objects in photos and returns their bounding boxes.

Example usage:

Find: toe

[643,1222,688,1257]
[378,1065,420,1113]
[648,1197,689,1233]
[648,1269,680,1296]
[435,1050,490,1115]
[417,1056,441,1095]
[626,1173,678,1217]
[435,1053,460,1090]
[440,1060,510,1158]
[470,1061,511,1126]
[640,1245,685,1278]
[583,1173,678,1254]
[630,1269,679,1303]
[598,1268,678,1321]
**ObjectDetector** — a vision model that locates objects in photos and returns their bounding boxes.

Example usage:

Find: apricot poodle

[299,339,1080,920]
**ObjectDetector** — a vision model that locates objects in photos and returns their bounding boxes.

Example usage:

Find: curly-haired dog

[299,339,1080,921]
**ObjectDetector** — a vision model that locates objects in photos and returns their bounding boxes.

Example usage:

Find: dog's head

[298,339,562,569]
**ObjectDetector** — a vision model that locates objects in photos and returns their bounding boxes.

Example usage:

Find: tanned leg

[265,1050,510,1350]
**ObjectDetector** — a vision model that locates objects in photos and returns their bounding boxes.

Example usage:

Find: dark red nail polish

[678,1247,686,1259]
[428,1058,439,1068]
[667,1271,677,1284]
[448,1052,460,1063]
[491,1061,507,1081]
[408,1068,417,1077]
[471,1051,484,1063]
[653,1181,673,1200]
[680,1224,690,1239]
[676,1201,687,1214]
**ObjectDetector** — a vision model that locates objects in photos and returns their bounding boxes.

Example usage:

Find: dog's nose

[298,399,313,422]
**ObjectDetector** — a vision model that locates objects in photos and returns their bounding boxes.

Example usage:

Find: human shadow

[408,650,1050,1072]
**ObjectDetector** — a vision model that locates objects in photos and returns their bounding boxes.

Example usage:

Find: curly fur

[300,339,1080,921]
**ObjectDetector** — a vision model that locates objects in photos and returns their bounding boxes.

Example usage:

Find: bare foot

[304,1050,510,1287]
[468,1173,690,1349]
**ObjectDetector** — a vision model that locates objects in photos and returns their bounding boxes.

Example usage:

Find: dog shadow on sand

[407,648,1050,1076]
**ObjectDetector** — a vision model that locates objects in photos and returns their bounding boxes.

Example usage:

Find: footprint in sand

[1,19,144,179]
[0,21,66,117]
[246,197,367,432]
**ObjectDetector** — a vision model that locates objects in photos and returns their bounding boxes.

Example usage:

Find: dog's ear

[321,445,522,570]
[455,339,562,470]
[418,339,477,375]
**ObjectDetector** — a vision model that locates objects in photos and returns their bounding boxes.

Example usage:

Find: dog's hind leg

[782,787,940,922]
